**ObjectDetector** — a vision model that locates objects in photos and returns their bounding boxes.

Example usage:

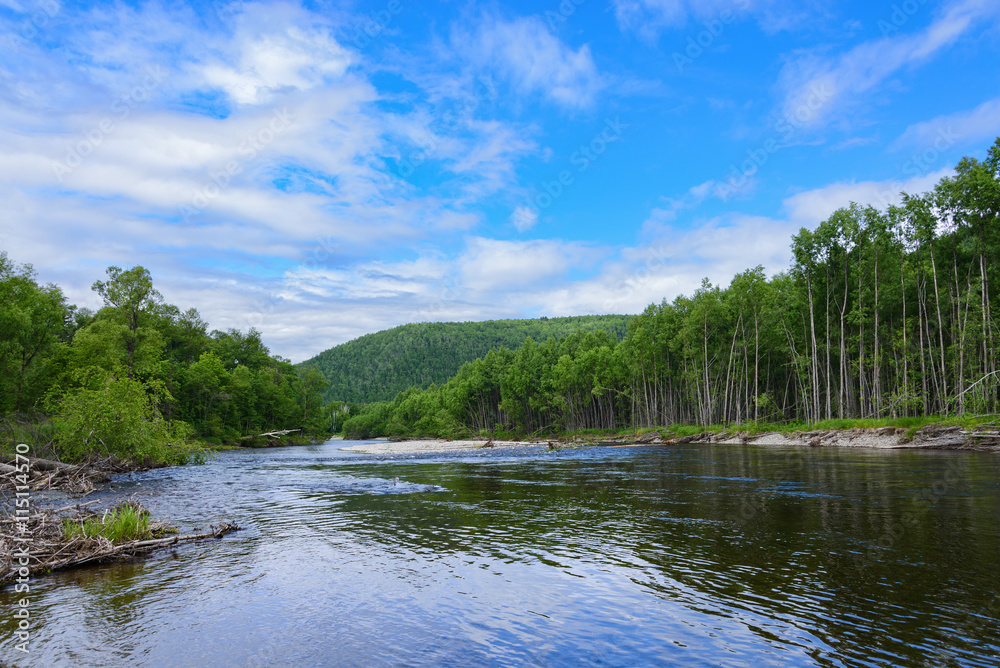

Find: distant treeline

[299,316,632,403]
[342,139,1000,439]
[0,262,328,463]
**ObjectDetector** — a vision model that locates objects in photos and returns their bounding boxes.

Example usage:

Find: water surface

[3,441,999,667]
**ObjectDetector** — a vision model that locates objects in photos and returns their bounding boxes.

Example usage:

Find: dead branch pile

[0,499,239,585]
[0,456,112,496]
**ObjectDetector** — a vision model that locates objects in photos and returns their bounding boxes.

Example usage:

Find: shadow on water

[3,441,999,667]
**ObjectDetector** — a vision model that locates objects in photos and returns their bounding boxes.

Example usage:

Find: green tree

[91,266,165,378]
[0,254,68,412]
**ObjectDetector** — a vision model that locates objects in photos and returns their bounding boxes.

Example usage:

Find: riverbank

[340,423,1000,455]
[670,424,1000,451]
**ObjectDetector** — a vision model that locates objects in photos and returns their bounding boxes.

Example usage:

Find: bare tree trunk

[825,264,832,420]
[901,257,909,416]
[930,242,948,411]
[807,274,820,422]
[873,243,881,417]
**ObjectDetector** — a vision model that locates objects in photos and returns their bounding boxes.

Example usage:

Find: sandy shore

[339,439,550,455]
[338,425,999,455]
[707,425,999,450]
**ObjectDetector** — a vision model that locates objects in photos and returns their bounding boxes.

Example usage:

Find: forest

[341,139,1000,440]
[299,316,632,403]
[0,262,329,464]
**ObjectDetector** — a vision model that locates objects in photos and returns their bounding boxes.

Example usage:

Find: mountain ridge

[298,315,632,403]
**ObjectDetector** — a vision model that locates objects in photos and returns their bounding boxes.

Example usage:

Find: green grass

[62,502,153,544]
[382,412,1000,445]
[653,414,998,439]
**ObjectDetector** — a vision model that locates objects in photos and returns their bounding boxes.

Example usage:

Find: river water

[3,441,1000,667]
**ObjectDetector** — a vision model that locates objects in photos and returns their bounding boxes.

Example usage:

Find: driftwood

[1,456,108,495]
[34,523,241,576]
[241,428,303,440]
[0,500,239,585]
[26,457,80,474]
[0,456,80,475]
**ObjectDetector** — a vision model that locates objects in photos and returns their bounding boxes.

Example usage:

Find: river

[4,441,999,667]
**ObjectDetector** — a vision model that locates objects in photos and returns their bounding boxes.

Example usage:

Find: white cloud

[640,179,715,236]
[776,0,999,130]
[458,14,603,110]
[615,167,958,316]
[893,98,1000,151]
[782,168,953,225]
[248,237,608,359]
[611,0,806,42]
[510,206,538,232]
[458,237,597,292]
[201,24,352,105]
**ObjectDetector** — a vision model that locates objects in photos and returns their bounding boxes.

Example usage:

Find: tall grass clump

[62,501,152,543]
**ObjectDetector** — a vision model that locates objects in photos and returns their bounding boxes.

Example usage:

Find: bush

[340,401,394,439]
[54,376,202,465]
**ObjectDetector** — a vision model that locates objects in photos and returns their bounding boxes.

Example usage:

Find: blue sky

[2,0,999,361]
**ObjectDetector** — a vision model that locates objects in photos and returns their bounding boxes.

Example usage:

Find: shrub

[54,376,202,465]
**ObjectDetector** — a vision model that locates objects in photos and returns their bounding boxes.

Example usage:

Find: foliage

[0,260,331,464]
[6,139,1000,451]
[298,316,632,403]
[343,139,1000,439]
[341,401,392,440]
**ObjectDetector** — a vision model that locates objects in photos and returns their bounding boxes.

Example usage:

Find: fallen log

[35,523,241,576]
[241,428,302,440]
[1,455,114,495]
[24,457,81,473]
[0,500,240,586]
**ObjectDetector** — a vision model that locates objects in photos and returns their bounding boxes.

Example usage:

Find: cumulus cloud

[0,1,541,362]
[200,21,353,105]
[782,168,953,224]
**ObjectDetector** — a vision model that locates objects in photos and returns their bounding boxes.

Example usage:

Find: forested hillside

[299,316,632,403]
[0,262,328,464]
[341,139,1000,439]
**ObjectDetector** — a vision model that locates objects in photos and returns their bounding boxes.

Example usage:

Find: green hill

[300,315,632,403]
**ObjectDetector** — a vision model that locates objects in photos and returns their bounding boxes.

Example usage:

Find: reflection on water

[3,442,999,667]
